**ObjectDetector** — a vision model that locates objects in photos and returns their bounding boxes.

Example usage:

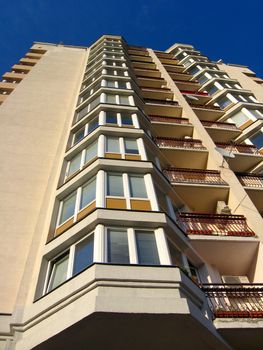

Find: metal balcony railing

[201,120,240,131]
[202,284,263,318]
[236,173,263,188]
[177,212,255,237]
[163,168,227,185]
[144,99,179,106]
[149,115,191,125]
[155,137,206,150]
[216,142,261,155]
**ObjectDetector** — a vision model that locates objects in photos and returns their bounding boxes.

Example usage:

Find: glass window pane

[106,112,117,124]
[106,80,116,88]
[107,174,124,196]
[77,105,89,121]
[250,131,263,149]
[80,178,96,209]
[84,141,97,164]
[230,111,250,127]
[124,139,139,154]
[68,153,82,176]
[135,231,160,265]
[106,137,120,153]
[119,95,129,105]
[118,81,127,89]
[73,235,94,275]
[47,253,69,292]
[129,175,147,198]
[59,192,77,225]
[73,127,85,145]
[88,116,99,133]
[121,115,133,125]
[107,229,129,263]
[106,94,116,104]
[89,96,100,111]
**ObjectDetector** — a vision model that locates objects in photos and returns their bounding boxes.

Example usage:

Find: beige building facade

[0,35,263,349]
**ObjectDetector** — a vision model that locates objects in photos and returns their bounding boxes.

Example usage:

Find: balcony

[201,120,242,142]
[141,86,173,100]
[202,284,263,349]
[202,283,263,318]
[130,55,153,63]
[134,68,161,79]
[132,62,157,70]
[144,99,182,117]
[236,173,263,215]
[173,79,200,92]
[190,103,225,121]
[215,143,263,172]
[137,76,167,89]
[163,64,185,73]
[182,90,211,104]
[164,168,229,212]
[149,116,193,138]
[177,212,255,237]
[155,137,208,169]
[170,71,192,81]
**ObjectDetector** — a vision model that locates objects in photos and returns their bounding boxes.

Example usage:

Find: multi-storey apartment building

[0,35,263,350]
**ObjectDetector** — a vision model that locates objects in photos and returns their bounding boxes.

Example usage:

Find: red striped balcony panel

[163,168,227,186]
[202,284,263,319]
[177,212,255,237]
[155,137,206,150]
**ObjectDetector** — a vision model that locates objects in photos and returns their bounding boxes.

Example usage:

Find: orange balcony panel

[0,82,16,91]
[12,64,32,72]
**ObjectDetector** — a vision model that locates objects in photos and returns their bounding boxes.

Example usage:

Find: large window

[129,175,147,198]
[45,234,94,293]
[135,231,160,265]
[107,229,129,263]
[106,173,148,199]
[66,140,98,179]
[57,176,96,227]
[105,137,140,158]
[250,130,263,149]
[72,117,99,146]
[107,174,124,196]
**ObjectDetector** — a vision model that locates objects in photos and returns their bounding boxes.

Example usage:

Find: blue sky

[0,0,263,76]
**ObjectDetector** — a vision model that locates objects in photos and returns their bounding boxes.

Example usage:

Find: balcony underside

[192,107,224,121]
[137,77,166,89]
[172,184,229,213]
[244,188,263,215]
[141,89,173,100]
[204,127,242,143]
[159,148,208,169]
[144,103,182,117]
[151,122,193,138]
[174,81,200,92]
[227,154,263,172]
[16,265,230,350]
[190,237,259,276]
[215,319,263,350]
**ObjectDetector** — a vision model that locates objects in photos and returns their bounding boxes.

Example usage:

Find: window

[106,80,116,88]
[129,175,147,198]
[107,174,124,196]
[72,117,99,147]
[122,114,133,125]
[250,130,263,149]
[59,191,77,225]
[107,229,129,263]
[135,231,160,265]
[46,252,69,292]
[106,94,116,104]
[198,75,209,84]
[119,95,130,105]
[207,84,219,95]
[67,153,82,177]
[230,111,250,127]
[80,178,96,209]
[106,112,118,124]
[217,96,232,109]
[45,234,94,293]
[124,139,139,154]
[106,137,120,153]
[73,235,94,275]
[84,141,97,164]
[118,81,127,89]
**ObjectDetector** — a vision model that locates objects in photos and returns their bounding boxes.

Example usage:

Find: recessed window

[106,112,118,124]
[106,137,120,153]
[68,153,82,177]
[135,231,160,265]
[250,130,263,149]
[59,192,77,225]
[129,175,147,198]
[107,174,124,196]
[122,115,133,125]
[107,229,129,264]
[106,94,116,104]
[46,252,69,293]
[80,178,96,209]
[73,127,85,145]
[124,139,139,154]
[119,95,130,105]
[84,141,97,164]
[73,235,94,275]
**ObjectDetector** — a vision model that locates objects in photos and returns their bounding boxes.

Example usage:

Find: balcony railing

[141,86,171,92]
[163,168,227,185]
[177,212,255,237]
[216,142,261,155]
[202,284,263,318]
[236,173,263,188]
[144,99,179,106]
[149,115,191,125]
[155,137,206,150]
[189,103,221,110]
[181,90,209,96]
[201,120,240,131]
